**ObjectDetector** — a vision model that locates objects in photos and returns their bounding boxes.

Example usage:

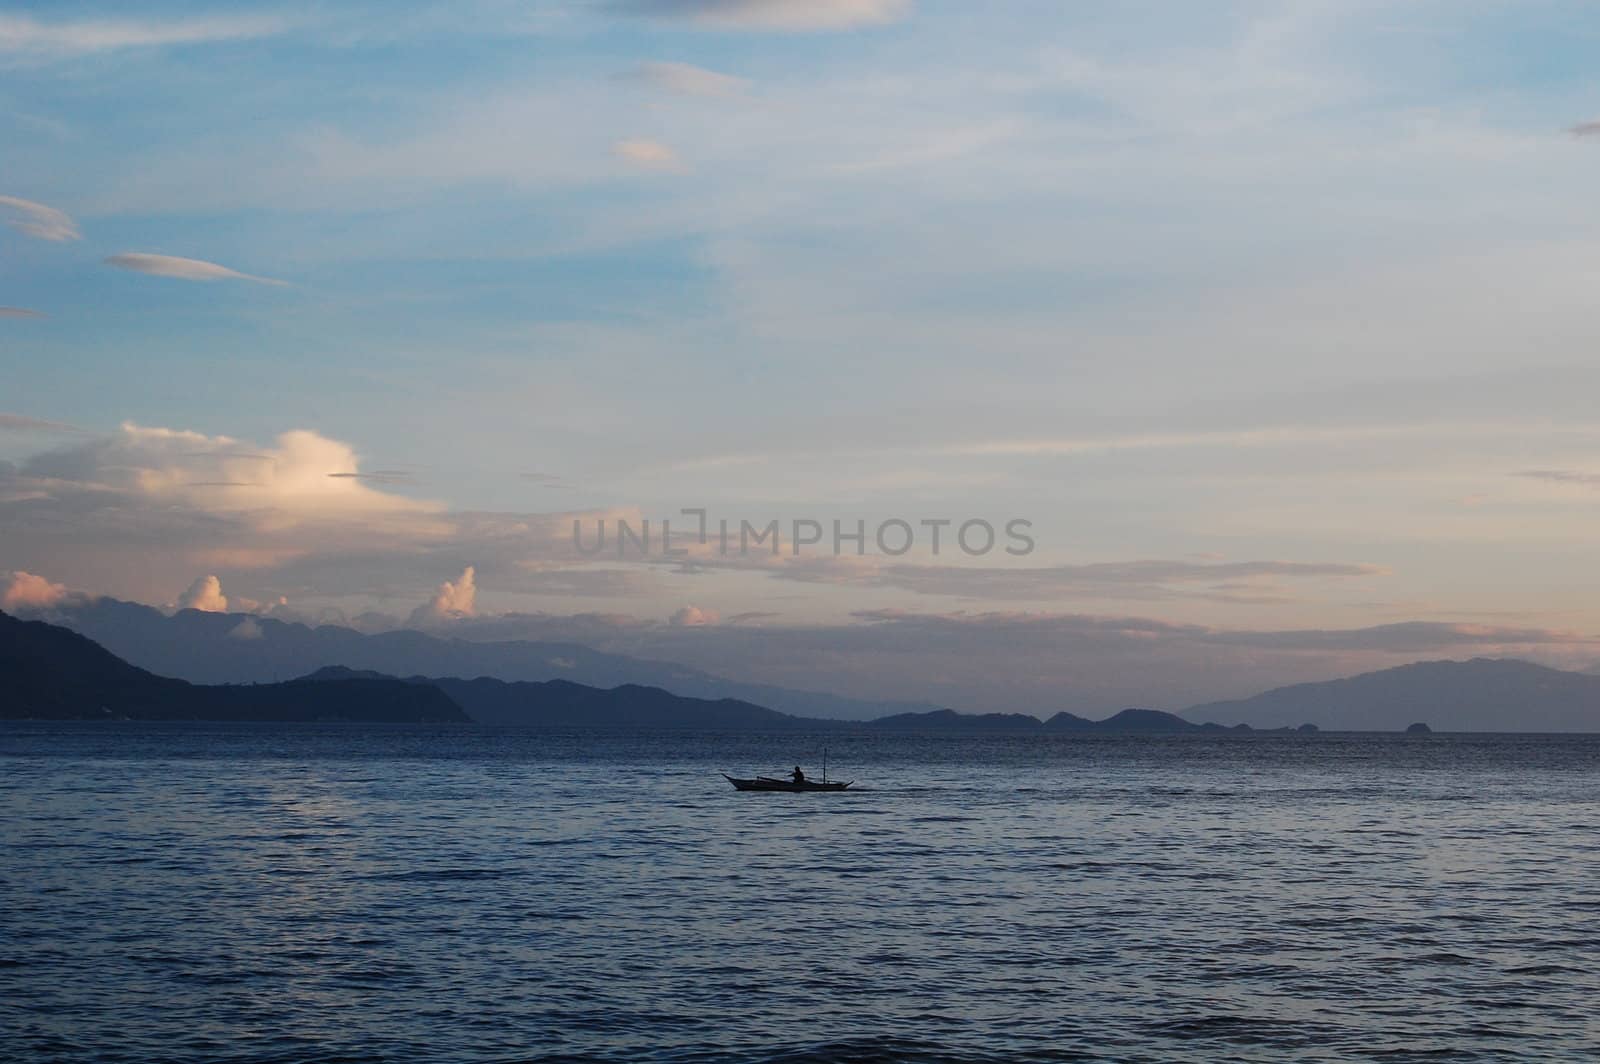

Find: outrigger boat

[722,774,852,792]
[726,748,850,792]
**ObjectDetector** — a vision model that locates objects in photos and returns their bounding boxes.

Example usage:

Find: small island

[1405,722,1433,734]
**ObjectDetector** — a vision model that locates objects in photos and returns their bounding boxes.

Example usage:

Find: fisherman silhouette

[792,766,806,785]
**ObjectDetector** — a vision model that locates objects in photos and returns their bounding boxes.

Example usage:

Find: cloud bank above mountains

[6,561,1592,717]
[4,411,1596,723]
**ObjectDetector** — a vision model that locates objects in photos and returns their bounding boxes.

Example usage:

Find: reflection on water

[3,724,1600,1062]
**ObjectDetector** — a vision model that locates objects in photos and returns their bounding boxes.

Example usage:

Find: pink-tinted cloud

[613,138,683,171]
[670,604,719,626]
[1,570,67,611]
[177,574,229,612]
[410,566,477,625]
[621,0,910,31]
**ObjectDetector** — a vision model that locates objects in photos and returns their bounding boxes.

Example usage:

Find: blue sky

[5,1,1600,713]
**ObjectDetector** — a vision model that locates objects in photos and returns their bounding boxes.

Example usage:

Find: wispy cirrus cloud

[871,559,1385,602]
[624,60,748,96]
[1516,469,1600,488]
[618,0,911,31]
[0,194,78,241]
[612,138,683,171]
[518,472,577,491]
[0,13,292,57]
[0,307,46,319]
[0,413,82,433]
[327,470,415,485]
[104,253,287,286]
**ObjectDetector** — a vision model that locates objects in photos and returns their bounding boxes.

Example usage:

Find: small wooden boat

[722,774,852,792]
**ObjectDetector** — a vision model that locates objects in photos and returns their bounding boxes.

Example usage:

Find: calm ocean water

[3,723,1599,1062]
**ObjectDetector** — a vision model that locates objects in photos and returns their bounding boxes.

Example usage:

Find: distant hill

[867,706,1213,733]
[299,666,831,730]
[296,667,1224,732]
[870,708,1047,731]
[40,597,948,722]
[1181,658,1600,732]
[1068,708,1211,732]
[0,611,467,723]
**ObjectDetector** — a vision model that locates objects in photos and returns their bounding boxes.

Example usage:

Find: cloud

[1516,469,1600,489]
[1569,120,1600,138]
[612,138,683,171]
[625,61,748,96]
[618,0,911,31]
[18,423,445,520]
[0,194,79,241]
[846,610,1586,655]
[327,470,413,485]
[871,559,1385,602]
[0,307,45,319]
[670,421,1561,473]
[670,604,720,626]
[0,413,81,433]
[0,13,291,57]
[726,610,781,625]
[435,604,1600,718]
[1203,620,1584,654]
[0,422,455,600]
[1,570,67,611]
[178,574,229,613]
[103,253,287,286]
[411,566,478,624]
[518,472,577,491]
[227,617,263,640]
[514,561,660,597]
[653,549,1382,604]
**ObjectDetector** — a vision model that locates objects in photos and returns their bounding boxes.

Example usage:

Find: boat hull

[722,774,852,792]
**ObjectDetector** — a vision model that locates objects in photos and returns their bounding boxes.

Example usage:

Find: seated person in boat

[792,766,806,785]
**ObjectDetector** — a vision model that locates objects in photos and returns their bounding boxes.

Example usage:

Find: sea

[3,723,1599,1063]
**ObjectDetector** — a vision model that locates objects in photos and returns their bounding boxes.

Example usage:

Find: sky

[5,0,1600,715]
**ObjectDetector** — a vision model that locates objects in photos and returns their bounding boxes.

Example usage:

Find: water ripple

[3,724,1600,1062]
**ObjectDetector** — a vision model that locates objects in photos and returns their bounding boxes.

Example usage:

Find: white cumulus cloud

[178,574,229,613]
[411,566,478,624]
[669,604,719,627]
